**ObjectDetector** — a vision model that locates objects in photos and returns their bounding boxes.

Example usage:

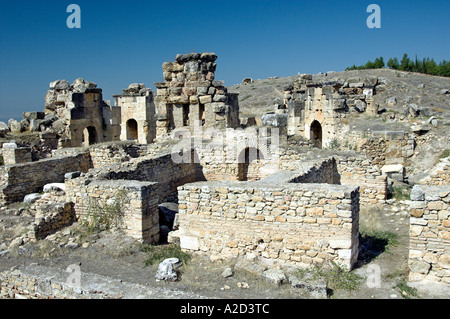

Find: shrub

[300,262,363,295]
[391,185,411,201]
[439,149,450,159]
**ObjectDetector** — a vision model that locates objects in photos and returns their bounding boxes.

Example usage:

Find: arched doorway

[310,120,322,149]
[82,126,98,146]
[238,147,264,181]
[126,119,138,141]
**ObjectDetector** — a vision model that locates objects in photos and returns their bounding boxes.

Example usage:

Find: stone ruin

[0,52,449,290]
[282,74,379,148]
[153,52,240,139]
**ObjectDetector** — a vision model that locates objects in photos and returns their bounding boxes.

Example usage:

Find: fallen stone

[234,257,268,277]
[64,171,82,180]
[262,268,287,285]
[43,183,66,193]
[221,268,234,278]
[155,258,183,282]
[9,237,24,249]
[386,96,397,106]
[409,104,420,117]
[289,273,327,299]
[24,193,42,204]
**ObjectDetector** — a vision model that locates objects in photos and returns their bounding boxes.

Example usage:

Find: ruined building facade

[283,74,378,149]
[154,53,240,139]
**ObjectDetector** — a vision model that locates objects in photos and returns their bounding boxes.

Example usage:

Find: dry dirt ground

[0,197,448,300]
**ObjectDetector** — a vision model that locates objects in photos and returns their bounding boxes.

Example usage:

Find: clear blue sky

[1,0,449,122]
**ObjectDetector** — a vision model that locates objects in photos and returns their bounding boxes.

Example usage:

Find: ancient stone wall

[176,181,360,270]
[2,145,32,165]
[0,151,91,204]
[0,265,156,299]
[408,185,450,284]
[99,151,199,203]
[113,83,156,144]
[32,202,76,240]
[421,156,450,186]
[278,149,387,204]
[336,155,387,204]
[357,132,415,168]
[65,180,160,244]
[87,141,146,168]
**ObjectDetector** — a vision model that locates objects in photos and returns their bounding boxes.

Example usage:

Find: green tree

[373,57,385,68]
[387,57,399,69]
[424,58,438,75]
[400,53,411,71]
[364,60,375,69]
[438,60,450,77]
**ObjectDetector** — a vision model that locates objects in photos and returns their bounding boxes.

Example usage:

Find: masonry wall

[421,156,450,186]
[88,142,145,168]
[2,147,32,165]
[176,182,360,269]
[336,155,387,204]
[100,151,199,203]
[332,129,416,170]
[0,151,91,204]
[278,149,387,204]
[0,264,153,299]
[408,185,450,284]
[65,180,159,244]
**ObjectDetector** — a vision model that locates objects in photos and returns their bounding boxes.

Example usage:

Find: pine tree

[374,57,385,69]
[400,53,411,71]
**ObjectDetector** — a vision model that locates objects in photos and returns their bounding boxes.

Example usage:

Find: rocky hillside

[229,69,450,121]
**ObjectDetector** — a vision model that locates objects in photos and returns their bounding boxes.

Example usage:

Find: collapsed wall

[175,158,360,270]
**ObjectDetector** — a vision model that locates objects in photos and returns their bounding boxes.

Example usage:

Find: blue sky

[1,0,449,122]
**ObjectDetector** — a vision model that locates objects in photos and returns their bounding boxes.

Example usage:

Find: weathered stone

[261,268,287,285]
[43,183,66,193]
[221,267,234,278]
[155,258,183,282]
[50,80,70,90]
[411,186,425,201]
[24,193,42,204]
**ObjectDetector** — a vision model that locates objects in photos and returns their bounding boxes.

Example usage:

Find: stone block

[180,235,199,251]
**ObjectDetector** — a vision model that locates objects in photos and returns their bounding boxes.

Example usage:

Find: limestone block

[180,235,200,251]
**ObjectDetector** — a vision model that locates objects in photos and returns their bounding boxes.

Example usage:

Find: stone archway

[82,126,98,146]
[310,120,323,149]
[126,119,139,141]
